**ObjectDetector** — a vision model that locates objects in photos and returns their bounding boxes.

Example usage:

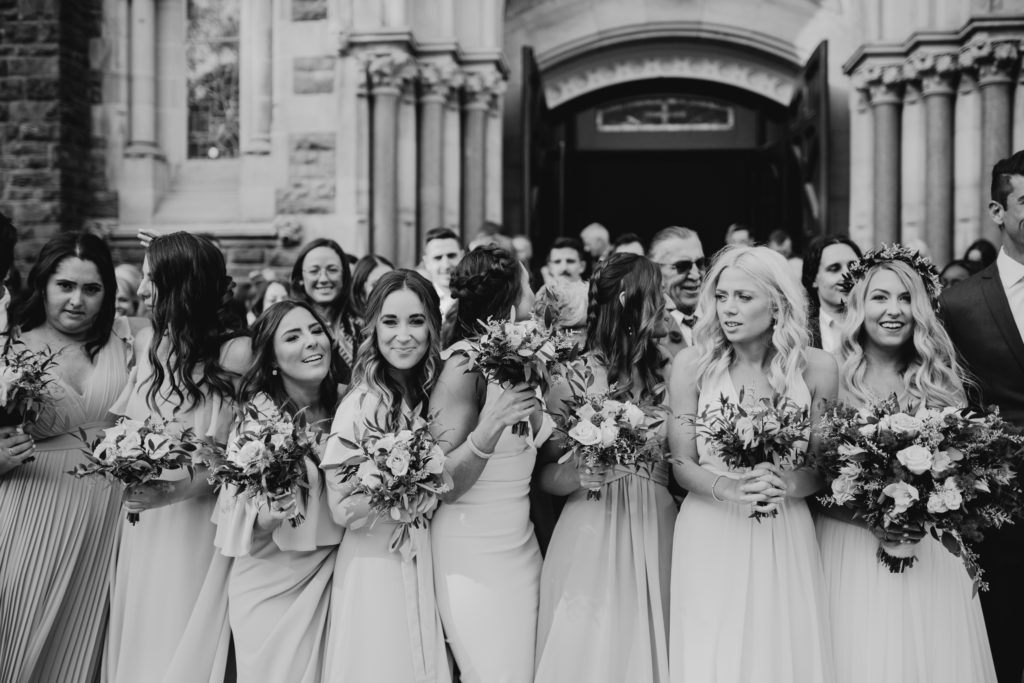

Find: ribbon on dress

[602,461,670,487]
[394,524,442,683]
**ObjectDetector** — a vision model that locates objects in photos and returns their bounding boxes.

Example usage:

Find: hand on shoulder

[220,334,253,376]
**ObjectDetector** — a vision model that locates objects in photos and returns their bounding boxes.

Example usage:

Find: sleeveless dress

[102,329,238,683]
[213,393,344,683]
[535,363,677,683]
[0,319,132,683]
[669,366,835,683]
[816,402,996,682]
[320,386,451,683]
[430,342,553,683]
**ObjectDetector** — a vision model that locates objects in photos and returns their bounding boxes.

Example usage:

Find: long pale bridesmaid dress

[103,327,241,683]
[669,366,835,683]
[213,392,344,683]
[320,386,451,683]
[535,362,677,683]
[0,318,132,683]
[430,343,552,683]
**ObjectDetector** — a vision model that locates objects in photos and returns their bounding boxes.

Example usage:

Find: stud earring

[272,367,278,376]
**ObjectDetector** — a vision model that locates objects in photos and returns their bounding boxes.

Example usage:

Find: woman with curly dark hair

[802,235,862,352]
[428,245,549,683]
[534,253,676,682]
[104,231,250,683]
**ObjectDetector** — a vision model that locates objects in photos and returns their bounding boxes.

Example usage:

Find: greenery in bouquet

[69,416,214,524]
[334,413,452,558]
[461,314,581,436]
[550,361,667,500]
[0,339,61,427]
[689,390,811,520]
[813,396,1024,591]
[205,401,325,528]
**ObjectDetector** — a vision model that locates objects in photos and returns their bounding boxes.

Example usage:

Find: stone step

[154,159,242,222]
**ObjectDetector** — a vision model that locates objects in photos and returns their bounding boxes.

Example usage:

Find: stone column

[462,66,504,237]
[366,51,414,261]
[355,72,372,252]
[913,52,958,264]
[899,79,925,247]
[848,83,875,251]
[397,77,418,268]
[865,65,904,247]
[418,60,461,233]
[964,39,1020,243]
[126,0,158,154]
[486,90,504,223]
[240,0,272,155]
[442,86,462,236]
[954,66,983,255]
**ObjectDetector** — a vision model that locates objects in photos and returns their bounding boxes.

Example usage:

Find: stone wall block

[291,0,327,21]
[293,56,334,94]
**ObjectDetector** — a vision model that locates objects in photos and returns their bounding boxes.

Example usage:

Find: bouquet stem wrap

[876,540,919,573]
[396,524,442,683]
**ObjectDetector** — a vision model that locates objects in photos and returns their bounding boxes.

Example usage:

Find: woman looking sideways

[668,246,837,683]
[535,253,677,683]
[320,270,451,683]
[0,233,145,682]
[816,250,996,683]
[104,232,249,683]
[214,300,344,683]
[290,239,359,383]
[428,245,548,683]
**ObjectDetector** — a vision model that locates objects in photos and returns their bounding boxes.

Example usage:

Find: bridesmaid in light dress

[816,254,996,682]
[668,246,837,683]
[0,233,145,683]
[213,300,344,683]
[535,253,677,683]
[103,232,249,683]
[429,246,548,683]
[320,269,451,683]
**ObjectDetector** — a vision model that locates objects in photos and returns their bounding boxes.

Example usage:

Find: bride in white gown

[428,246,550,683]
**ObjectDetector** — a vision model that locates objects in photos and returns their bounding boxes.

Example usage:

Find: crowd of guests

[1,149,1024,683]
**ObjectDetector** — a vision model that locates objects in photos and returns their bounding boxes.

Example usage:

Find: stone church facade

[1,0,1023,277]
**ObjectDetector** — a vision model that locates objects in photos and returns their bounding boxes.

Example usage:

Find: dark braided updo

[446,245,524,345]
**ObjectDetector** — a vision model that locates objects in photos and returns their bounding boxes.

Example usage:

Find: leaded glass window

[186,0,240,159]
[596,97,734,133]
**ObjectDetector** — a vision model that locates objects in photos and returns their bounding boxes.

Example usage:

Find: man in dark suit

[940,149,1024,682]
[649,226,706,360]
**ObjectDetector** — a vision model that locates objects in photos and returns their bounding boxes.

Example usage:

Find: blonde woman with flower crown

[815,247,996,683]
[668,246,837,683]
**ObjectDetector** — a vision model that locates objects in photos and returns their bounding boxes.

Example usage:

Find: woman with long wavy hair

[214,299,344,683]
[668,246,838,683]
[816,252,996,682]
[290,238,359,383]
[0,233,145,682]
[104,232,249,683]
[534,253,677,682]
[428,245,548,683]
[319,269,451,682]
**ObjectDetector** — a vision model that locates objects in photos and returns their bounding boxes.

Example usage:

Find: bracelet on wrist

[711,474,727,503]
[466,431,494,460]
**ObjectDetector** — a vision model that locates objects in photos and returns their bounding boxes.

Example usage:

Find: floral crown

[840,243,942,301]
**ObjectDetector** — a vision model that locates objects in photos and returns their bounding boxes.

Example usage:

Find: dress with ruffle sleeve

[212,392,343,683]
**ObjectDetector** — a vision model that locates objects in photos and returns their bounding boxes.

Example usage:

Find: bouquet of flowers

[461,314,580,436]
[690,390,811,520]
[334,414,452,557]
[204,401,325,528]
[814,397,1024,590]
[555,387,667,501]
[69,417,213,524]
[0,339,61,427]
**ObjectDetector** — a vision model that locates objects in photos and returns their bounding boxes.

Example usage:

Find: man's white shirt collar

[996,247,1024,289]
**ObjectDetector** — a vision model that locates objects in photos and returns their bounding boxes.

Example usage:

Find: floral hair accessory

[840,243,942,301]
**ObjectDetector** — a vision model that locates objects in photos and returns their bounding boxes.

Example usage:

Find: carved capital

[906,52,959,97]
[860,64,905,106]
[362,50,417,92]
[418,60,464,101]
[463,67,506,110]
[960,38,1020,87]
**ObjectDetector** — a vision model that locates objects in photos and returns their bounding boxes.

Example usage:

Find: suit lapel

[980,267,1024,371]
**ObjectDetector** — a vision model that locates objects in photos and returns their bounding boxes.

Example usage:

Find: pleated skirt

[0,441,121,683]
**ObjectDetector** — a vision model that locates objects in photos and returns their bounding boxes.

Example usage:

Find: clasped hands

[718,462,790,514]
[0,426,35,477]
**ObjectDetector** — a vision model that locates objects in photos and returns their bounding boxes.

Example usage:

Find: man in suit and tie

[649,226,706,359]
[940,149,1024,683]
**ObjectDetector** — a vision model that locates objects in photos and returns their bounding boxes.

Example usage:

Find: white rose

[831,475,860,506]
[882,481,920,514]
[424,445,445,475]
[896,444,933,475]
[938,477,963,511]
[857,423,878,438]
[622,403,646,429]
[234,439,266,465]
[357,460,383,488]
[0,366,23,406]
[270,433,288,450]
[577,403,597,423]
[599,421,620,447]
[838,461,863,479]
[568,421,602,446]
[507,325,525,348]
[735,416,756,447]
[760,415,782,436]
[374,434,397,454]
[386,448,410,477]
[119,430,143,453]
[886,413,924,437]
[926,492,949,514]
[600,400,624,418]
[931,450,953,474]
[394,430,414,444]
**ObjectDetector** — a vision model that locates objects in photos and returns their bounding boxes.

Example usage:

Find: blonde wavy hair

[693,246,809,392]
[838,260,967,409]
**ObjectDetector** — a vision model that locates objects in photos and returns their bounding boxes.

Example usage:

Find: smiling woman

[1,232,143,683]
